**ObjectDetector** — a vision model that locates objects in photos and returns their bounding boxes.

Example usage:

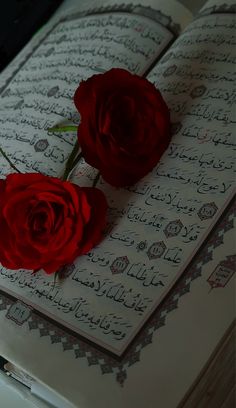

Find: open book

[0,0,235,405]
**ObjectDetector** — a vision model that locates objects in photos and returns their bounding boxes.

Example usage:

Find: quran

[0,0,235,407]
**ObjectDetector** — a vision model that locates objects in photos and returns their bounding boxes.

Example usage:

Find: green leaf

[47,125,78,133]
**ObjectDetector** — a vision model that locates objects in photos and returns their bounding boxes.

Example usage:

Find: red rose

[74,68,170,187]
[0,173,107,274]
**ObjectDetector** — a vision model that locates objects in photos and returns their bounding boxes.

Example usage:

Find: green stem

[62,140,82,181]
[71,151,83,169]
[92,172,100,188]
[48,124,83,181]
[0,146,21,173]
[47,125,78,133]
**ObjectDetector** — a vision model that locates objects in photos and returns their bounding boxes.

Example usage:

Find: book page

[0,5,182,356]
[0,10,235,356]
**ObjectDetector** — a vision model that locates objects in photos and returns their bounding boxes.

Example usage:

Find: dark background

[0,0,62,72]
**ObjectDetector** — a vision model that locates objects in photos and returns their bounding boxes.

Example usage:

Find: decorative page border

[64,4,181,36]
[197,3,236,18]
[0,2,180,96]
